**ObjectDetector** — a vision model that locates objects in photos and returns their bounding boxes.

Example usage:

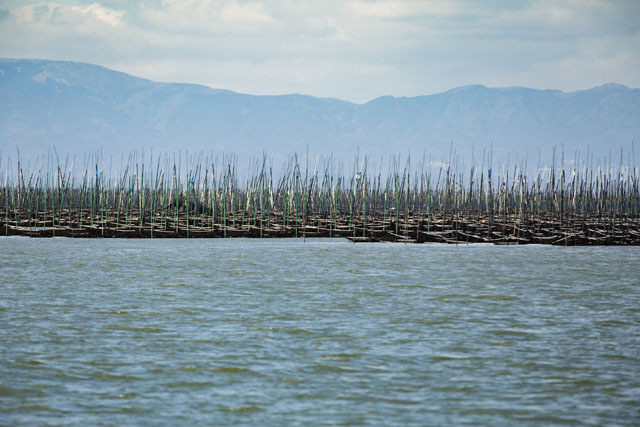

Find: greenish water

[1,238,639,425]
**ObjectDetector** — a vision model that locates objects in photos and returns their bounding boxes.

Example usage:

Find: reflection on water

[1,238,639,425]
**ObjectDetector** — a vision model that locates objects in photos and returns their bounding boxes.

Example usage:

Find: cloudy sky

[0,0,638,103]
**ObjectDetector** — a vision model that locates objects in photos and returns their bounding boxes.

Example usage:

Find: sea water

[1,238,639,425]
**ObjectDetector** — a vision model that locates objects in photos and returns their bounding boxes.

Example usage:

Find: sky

[0,0,639,103]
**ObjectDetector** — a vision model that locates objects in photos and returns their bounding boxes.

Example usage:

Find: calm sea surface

[1,237,639,425]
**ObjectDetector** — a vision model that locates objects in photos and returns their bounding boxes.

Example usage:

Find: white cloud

[9,2,123,28]
[220,1,274,24]
[143,0,276,33]
[71,3,123,26]
[347,0,462,19]
[0,0,639,102]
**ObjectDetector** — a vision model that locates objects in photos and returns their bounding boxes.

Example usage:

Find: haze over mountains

[1,58,639,167]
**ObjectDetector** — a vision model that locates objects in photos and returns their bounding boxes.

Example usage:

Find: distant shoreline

[2,150,639,246]
[3,204,638,246]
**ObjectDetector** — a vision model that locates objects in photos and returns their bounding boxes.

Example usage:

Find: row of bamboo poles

[1,149,639,245]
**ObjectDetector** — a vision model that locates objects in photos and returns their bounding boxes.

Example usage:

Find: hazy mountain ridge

[1,58,639,164]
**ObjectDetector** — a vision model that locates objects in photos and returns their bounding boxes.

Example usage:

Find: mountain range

[1,58,639,166]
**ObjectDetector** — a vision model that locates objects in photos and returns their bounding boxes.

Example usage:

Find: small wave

[118,407,146,414]
[165,381,217,388]
[115,392,137,399]
[602,353,632,360]
[18,404,59,412]
[113,326,166,333]
[285,328,315,335]
[472,295,517,301]
[488,328,537,337]
[323,353,362,360]
[0,385,47,397]
[248,327,280,332]
[210,366,255,374]
[91,373,143,381]
[310,364,356,373]
[158,282,191,288]
[595,319,629,327]
[181,365,198,371]
[97,310,130,315]
[219,406,262,413]
[432,354,475,362]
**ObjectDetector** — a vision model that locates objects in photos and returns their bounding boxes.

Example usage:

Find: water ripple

[1,238,639,425]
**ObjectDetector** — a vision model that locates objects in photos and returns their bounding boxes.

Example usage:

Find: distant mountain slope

[1,58,639,165]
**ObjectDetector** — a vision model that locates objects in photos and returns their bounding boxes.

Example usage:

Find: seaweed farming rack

[1,150,639,245]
